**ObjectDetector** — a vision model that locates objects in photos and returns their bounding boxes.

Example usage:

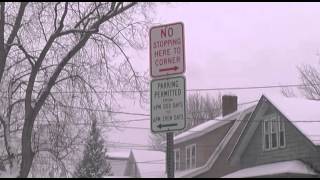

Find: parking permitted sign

[150,76,186,133]
[149,22,185,78]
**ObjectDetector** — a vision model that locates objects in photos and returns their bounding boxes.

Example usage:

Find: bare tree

[148,133,166,151]
[280,86,297,98]
[297,64,320,100]
[186,92,221,129]
[0,2,154,177]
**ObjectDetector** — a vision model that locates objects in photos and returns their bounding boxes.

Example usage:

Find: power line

[3,83,320,95]
[42,99,259,118]
[107,141,152,147]
[49,119,320,132]
[106,158,165,165]
[22,99,257,119]
[114,118,150,123]
[53,104,150,117]
[3,96,320,132]
[34,138,320,152]
[186,84,319,92]
[44,83,320,94]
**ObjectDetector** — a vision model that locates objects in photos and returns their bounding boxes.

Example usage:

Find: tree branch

[25,2,68,115]
[5,2,28,55]
[0,115,14,167]
[0,2,6,84]
[95,32,142,94]
[57,29,98,37]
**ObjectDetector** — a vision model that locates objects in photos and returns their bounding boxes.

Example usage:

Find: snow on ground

[264,93,320,145]
[222,160,317,178]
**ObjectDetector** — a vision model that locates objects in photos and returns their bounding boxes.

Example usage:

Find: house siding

[196,112,253,178]
[240,105,320,173]
[181,97,320,178]
[174,121,233,171]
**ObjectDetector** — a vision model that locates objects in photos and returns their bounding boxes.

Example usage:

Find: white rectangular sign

[149,22,185,78]
[151,76,186,133]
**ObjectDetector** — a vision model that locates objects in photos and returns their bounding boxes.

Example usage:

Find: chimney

[222,95,237,116]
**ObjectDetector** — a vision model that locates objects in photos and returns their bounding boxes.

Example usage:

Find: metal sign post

[149,22,186,178]
[166,132,174,178]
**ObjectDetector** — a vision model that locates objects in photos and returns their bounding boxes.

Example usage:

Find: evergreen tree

[73,120,112,178]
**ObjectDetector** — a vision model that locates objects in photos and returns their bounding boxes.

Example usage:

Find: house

[131,149,166,178]
[174,94,320,178]
[106,150,138,177]
[106,149,165,178]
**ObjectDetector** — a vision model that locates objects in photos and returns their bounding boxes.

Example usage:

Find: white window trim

[263,119,271,151]
[174,148,180,171]
[191,144,196,169]
[279,116,286,148]
[185,145,190,170]
[185,144,196,169]
[262,113,286,151]
[270,115,279,150]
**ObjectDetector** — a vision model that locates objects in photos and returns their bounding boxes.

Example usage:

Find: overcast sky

[107,2,320,149]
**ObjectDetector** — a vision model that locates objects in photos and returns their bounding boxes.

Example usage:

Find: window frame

[270,115,279,150]
[263,113,286,151]
[279,116,286,148]
[185,144,196,169]
[191,144,196,168]
[185,146,191,169]
[174,148,180,171]
[263,119,271,151]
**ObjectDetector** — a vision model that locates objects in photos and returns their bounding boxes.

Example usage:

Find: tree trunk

[18,117,35,178]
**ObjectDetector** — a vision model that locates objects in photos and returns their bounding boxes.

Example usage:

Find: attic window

[264,121,270,150]
[186,144,196,169]
[263,113,286,151]
[174,149,180,171]
[271,117,278,149]
[279,117,285,148]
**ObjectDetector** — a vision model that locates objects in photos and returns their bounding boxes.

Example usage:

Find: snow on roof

[222,160,317,178]
[108,159,128,176]
[131,149,166,178]
[106,151,131,176]
[107,151,131,159]
[174,103,257,144]
[264,94,320,145]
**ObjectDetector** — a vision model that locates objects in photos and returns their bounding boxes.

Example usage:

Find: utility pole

[166,132,174,178]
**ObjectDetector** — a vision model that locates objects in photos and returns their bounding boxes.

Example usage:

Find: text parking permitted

[151,76,186,133]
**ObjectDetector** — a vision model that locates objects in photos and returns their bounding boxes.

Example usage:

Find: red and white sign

[149,22,185,78]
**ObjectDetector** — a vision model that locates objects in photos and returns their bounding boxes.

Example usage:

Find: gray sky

[107,2,320,149]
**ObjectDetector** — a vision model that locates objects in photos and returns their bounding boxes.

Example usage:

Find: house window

[263,113,286,151]
[271,117,278,149]
[186,144,196,169]
[279,118,285,148]
[174,149,180,171]
[264,120,270,150]
[191,145,196,168]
